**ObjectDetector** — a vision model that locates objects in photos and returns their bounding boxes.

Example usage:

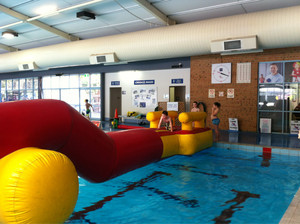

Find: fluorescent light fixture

[2,31,18,39]
[35,5,57,15]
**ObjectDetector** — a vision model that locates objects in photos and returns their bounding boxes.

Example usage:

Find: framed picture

[258,62,283,83]
[285,61,300,83]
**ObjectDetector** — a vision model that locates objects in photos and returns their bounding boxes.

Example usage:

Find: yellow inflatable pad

[0,147,79,224]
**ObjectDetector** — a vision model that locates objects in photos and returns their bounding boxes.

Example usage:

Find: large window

[42,73,101,120]
[258,61,300,133]
[0,77,39,102]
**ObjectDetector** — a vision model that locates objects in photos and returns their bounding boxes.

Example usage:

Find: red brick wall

[190,46,300,132]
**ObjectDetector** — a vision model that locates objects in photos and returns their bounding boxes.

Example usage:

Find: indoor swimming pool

[66,146,300,223]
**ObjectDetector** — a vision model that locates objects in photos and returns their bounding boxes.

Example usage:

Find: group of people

[157,101,221,141]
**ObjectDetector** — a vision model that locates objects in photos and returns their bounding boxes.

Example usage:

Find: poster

[258,62,283,83]
[132,87,157,108]
[208,89,215,98]
[229,118,238,131]
[227,89,234,98]
[167,102,178,111]
[285,61,300,83]
[260,118,271,133]
[290,120,300,134]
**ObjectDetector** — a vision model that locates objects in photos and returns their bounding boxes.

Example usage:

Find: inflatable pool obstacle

[0,99,212,223]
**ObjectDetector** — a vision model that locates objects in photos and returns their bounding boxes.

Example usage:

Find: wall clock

[211,63,232,84]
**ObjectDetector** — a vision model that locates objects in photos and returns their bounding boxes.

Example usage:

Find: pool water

[66,147,300,223]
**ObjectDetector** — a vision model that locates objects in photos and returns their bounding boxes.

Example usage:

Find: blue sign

[111,81,120,86]
[134,80,155,85]
[171,79,183,84]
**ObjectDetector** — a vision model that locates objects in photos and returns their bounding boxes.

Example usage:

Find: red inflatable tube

[0,99,163,183]
[107,129,163,178]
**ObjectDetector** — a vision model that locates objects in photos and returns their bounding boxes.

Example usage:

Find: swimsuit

[212,118,220,125]
[86,109,91,115]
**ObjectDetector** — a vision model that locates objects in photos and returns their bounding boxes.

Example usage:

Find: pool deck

[218,130,300,149]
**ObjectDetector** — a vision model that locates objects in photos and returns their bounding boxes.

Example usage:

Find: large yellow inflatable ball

[0,147,79,224]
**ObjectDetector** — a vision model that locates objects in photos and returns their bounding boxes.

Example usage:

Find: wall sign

[237,62,251,83]
[167,102,178,111]
[171,79,183,84]
[134,80,155,85]
[229,118,239,131]
[291,121,300,134]
[208,89,215,98]
[227,88,234,98]
[111,81,120,86]
[212,63,232,84]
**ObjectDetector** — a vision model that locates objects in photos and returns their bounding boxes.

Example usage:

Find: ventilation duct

[0,6,300,73]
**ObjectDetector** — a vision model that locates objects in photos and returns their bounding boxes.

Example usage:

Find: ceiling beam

[0,4,79,41]
[132,0,176,25]
[0,43,19,52]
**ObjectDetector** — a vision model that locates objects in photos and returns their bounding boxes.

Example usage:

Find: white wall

[105,68,190,119]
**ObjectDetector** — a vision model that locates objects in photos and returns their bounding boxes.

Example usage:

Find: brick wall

[190,46,300,132]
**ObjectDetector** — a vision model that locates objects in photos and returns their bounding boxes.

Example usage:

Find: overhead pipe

[0,6,300,73]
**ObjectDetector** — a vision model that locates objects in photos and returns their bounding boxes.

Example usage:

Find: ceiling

[0,0,299,55]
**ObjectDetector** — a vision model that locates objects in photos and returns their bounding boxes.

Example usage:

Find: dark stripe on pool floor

[69,171,171,221]
[213,189,260,224]
[159,163,228,178]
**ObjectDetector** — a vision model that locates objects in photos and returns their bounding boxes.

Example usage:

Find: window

[258,60,300,133]
[0,77,39,102]
[42,73,101,120]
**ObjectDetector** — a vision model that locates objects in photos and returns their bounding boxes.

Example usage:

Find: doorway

[169,86,186,102]
[110,87,122,118]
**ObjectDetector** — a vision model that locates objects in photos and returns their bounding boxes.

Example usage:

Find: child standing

[191,101,200,112]
[211,102,221,141]
[85,99,94,120]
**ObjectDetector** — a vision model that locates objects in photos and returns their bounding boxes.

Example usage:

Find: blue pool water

[66,147,300,223]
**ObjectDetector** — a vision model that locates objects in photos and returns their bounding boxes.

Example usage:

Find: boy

[157,111,173,132]
[211,102,221,141]
[191,101,200,112]
[85,99,94,120]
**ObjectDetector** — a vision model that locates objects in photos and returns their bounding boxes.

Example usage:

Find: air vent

[18,62,38,71]
[224,40,241,50]
[210,35,257,53]
[89,53,119,64]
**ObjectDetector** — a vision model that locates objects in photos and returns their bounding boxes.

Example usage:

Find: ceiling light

[76,11,96,20]
[2,31,18,39]
[35,5,57,15]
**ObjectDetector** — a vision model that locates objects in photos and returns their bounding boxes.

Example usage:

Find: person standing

[191,101,200,112]
[85,99,94,120]
[211,102,221,141]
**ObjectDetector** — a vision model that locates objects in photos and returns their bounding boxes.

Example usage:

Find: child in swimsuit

[157,111,173,132]
[85,99,94,120]
[211,102,221,141]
